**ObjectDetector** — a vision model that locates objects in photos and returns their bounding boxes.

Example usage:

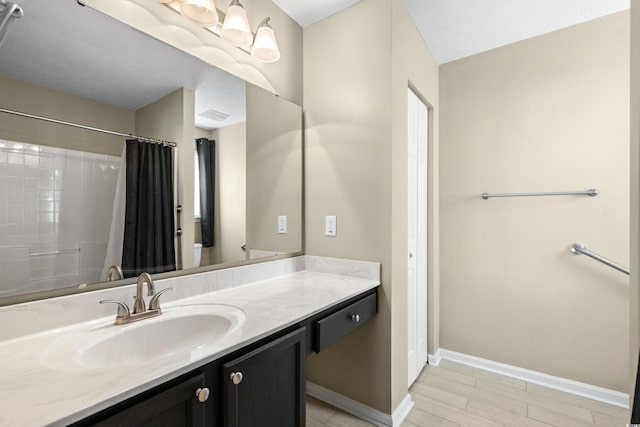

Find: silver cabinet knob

[195,387,210,403]
[351,314,360,322]
[230,372,243,385]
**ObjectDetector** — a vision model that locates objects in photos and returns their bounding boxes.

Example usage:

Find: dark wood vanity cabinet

[313,292,377,352]
[222,327,306,427]
[305,288,378,355]
[86,374,208,427]
[73,288,377,427]
[73,326,307,427]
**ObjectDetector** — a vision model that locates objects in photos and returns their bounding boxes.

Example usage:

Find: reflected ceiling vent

[199,109,230,121]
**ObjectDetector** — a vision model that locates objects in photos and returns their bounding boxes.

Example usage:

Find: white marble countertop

[0,270,379,427]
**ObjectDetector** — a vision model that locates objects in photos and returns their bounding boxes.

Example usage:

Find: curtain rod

[0,107,178,147]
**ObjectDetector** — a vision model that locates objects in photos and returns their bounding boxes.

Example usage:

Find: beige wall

[304,0,439,414]
[440,12,630,392]
[390,0,440,406]
[86,0,303,105]
[631,1,640,400]
[304,0,392,413]
[0,74,133,156]
[246,84,303,256]
[212,122,247,264]
[136,88,195,270]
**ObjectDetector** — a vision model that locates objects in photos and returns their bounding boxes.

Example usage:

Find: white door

[408,88,428,386]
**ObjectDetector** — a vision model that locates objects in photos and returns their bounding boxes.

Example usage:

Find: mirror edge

[0,251,304,307]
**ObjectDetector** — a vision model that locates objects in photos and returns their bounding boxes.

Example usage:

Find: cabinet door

[223,327,306,427]
[91,373,209,427]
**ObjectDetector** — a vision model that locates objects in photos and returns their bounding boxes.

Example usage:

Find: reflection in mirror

[0,2,302,305]
[193,83,302,267]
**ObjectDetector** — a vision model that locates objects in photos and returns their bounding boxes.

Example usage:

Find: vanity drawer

[313,292,377,352]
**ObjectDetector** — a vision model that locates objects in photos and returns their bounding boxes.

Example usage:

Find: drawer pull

[195,387,210,403]
[230,371,244,385]
[351,314,360,322]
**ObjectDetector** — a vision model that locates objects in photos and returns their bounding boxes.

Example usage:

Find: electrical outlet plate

[325,215,337,237]
[278,215,287,234]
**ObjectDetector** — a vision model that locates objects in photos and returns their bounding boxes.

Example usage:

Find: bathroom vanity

[0,256,380,427]
[73,289,376,427]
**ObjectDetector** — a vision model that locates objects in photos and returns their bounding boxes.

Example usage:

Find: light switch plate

[278,215,287,234]
[325,215,337,237]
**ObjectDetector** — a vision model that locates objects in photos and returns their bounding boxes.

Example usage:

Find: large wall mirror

[0,1,303,305]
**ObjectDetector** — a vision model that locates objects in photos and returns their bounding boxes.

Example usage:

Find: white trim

[306,382,414,427]
[438,348,629,409]
[428,348,442,366]
[392,394,414,426]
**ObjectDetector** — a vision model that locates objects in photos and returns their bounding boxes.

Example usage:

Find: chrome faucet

[105,265,124,281]
[100,272,172,325]
[133,272,155,314]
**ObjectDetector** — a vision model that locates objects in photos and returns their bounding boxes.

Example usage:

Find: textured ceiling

[272,0,362,28]
[401,0,630,64]
[273,0,630,64]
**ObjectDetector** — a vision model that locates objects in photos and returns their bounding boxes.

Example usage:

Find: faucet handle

[100,300,131,318]
[148,288,173,311]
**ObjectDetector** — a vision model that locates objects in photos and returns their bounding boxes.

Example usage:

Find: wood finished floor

[306,360,630,427]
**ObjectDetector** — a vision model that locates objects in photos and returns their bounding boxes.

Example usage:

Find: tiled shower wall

[0,140,120,297]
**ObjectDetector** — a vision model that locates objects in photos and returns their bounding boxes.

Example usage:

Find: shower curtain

[196,138,216,247]
[121,139,176,278]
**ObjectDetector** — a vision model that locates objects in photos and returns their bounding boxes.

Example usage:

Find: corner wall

[213,122,246,264]
[304,0,440,414]
[390,0,440,407]
[439,12,630,392]
[304,0,394,413]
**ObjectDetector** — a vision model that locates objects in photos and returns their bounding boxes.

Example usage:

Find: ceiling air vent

[199,109,230,121]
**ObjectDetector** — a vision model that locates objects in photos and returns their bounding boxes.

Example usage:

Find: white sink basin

[41,304,245,371]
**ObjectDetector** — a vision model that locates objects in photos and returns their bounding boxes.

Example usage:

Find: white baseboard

[391,394,414,426]
[306,382,414,427]
[428,349,442,366]
[438,348,629,409]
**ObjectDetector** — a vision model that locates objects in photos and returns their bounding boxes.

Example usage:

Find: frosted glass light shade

[221,0,253,46]
[181,0,219,27]
[251,18,280,63]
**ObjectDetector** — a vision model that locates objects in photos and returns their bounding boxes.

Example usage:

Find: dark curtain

[196,138,216,247]
[122,139,176,278]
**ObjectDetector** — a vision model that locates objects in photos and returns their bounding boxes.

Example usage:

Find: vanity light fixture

[158,0,281,63]
[180,0,219,27]
[0,0,23,48]
[251,17,280,63]
[220,0,253,46]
